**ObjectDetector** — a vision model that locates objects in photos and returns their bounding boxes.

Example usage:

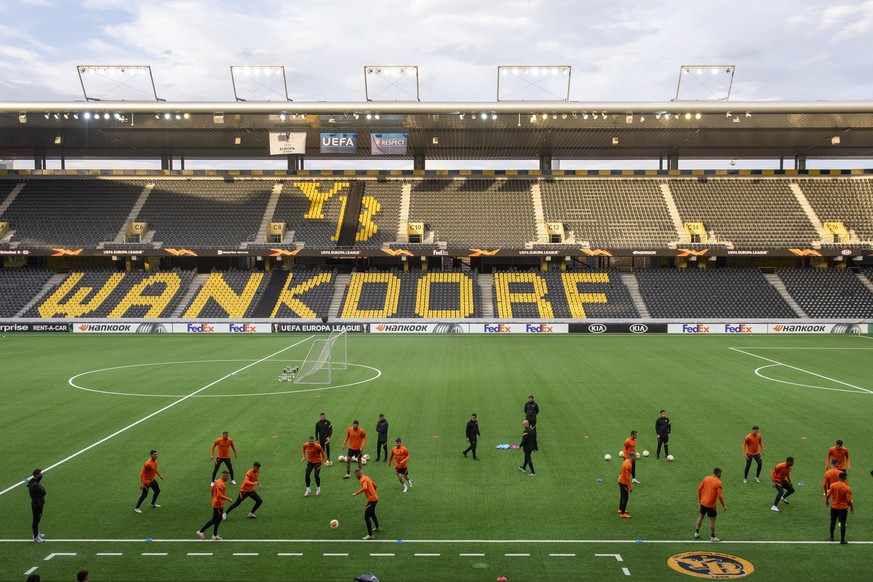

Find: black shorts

[306,461,322,471]
[699,505,717,518]
[141,479,158,491]
[658,434,669,443]
[395,467,408,476]
[347,449,362,460]
[215,457,232,465]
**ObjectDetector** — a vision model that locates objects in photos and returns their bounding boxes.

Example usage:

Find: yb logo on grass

[667,552,754,579]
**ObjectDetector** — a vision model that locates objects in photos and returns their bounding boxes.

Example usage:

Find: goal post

[294,330,348,385]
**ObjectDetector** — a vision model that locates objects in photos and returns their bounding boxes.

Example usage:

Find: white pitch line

[731,347,873,394]
[415,553,440,556]
[460,553,485,557]
[0,338,313,497]
[141,552,168,556]
[505,553,530,557]
[3,537,872,545]
[277,553,303,556]
[187,552,213,556]
[24,567,38,575]
[44,553,76,560]
[595,553,623,561]
[370,553,395,557]
[622,567,631,576]
[754,365,868,394]
[95,552,123,556]
[324,553,348,556]
[550,553,576,557]
[233,552,258,556]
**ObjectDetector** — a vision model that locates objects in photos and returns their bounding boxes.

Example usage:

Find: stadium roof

[2,100,873,163]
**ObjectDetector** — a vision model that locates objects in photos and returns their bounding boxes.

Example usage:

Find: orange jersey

[823,468,842,493]
[355,474,379,502]
[825,446,850,471]
[140,458,162,484]
[388,445,410,469]
[826,480,853,510]
[211,437,237,458]
[239,468,259,493]
[771,462,792,483]
[698,475,725,509]
[743,433,763,456]
[623,437,637,459]
[618,459,633,490]
[343,427,367,450]
[210,479,232,509]
[303,441,325,464]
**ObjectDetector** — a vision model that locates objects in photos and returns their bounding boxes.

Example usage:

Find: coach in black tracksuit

[655,410,671,459]
[519,420,538,476]
[315,413,333,462]
[463,414,480,460]
[375,414,389,462]
[27,469,46,542]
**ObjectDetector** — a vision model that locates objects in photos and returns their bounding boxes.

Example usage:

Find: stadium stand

[27,268,195,318]
[539,179,677,249]
[339,269,481,318]
[0,267,55,317]
[776,268,873,319]
[0,178,144,247]
[181,270,269,318]
[493,269,639,318]
[407,179,537,248]
[797,178,873,242]
[267,269,337,318]
[136,179,273,248]
[634,268,798,319]
[667,179,819,248]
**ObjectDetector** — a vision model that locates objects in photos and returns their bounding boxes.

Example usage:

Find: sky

[1,0,872,168]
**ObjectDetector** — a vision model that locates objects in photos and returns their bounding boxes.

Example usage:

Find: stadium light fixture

[674,64,735,102]
[831,136,841,145]
[54,135,63,145]
[18,112,26,124]
[234,136,242,145]
[230,65,290,102]
[612,136,619,145]
[497,65,571,101]
[77,65,162,101]
[364,65,420,101]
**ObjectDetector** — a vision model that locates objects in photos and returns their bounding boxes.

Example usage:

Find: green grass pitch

[1,332,871,581]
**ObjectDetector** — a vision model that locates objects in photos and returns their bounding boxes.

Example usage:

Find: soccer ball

[667,454,674,462]
[324,460,333,467]
[337,455,346,462]
[363,454,370,460]
[618,451,625,458]
[604,454,612,461]
[361,458,368,465]
[330,519,339,529]
[642,450,650,457]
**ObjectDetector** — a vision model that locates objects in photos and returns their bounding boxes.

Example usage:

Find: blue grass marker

[396,539,404,544]
[145,537,154,542]
[596,478,603,482]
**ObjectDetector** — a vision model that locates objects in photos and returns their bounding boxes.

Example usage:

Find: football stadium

[2,63,873,582]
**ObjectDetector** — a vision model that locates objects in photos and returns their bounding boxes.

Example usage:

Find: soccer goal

[294,330,348,384]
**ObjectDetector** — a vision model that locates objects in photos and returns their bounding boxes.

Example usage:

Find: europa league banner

[268,132,307,155]
[371,132,408,155]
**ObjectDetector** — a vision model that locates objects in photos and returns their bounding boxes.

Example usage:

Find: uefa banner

[371,132,408,155]
[272,323,368,333]
[320,132,357,154]
[268,132,307,155]
[570,323,667,334]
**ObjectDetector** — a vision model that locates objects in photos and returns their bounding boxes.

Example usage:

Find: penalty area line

[1,538,871,545]
[0,337,314,498]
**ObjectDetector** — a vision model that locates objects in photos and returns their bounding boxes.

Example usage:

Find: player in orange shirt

[771,456,795,512]
[224,461,262,519]
[742,425,765,484]
[623,431,640,484]
[825,472,854,544]
[617,451,638,518]
[342,420,367,479]
[134,450,164,513]
[302,436,326,497]
[352,469,380,540]
[387,438,413,492]
[823,459,842,496]
[695,468,727,542]
[825,440,851,472]
[211,431,238,485]
[197,471,232,541]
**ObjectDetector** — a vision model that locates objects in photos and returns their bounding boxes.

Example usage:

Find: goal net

[294,330,348,384]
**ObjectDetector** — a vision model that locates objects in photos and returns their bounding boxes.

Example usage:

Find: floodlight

[364,65,420,101]
[54,136,63,145]
[234,136,242,145]
[18,112,26,124]
[831,136,841,145]
[497,65,571,101]
[230,65,290,102]
[213,114,224,124]
[612,137,619,145]
[77,65,161,101]
[674,64,735,101]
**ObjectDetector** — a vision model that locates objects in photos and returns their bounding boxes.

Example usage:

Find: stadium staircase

[659,183,687,244]
[763,273,809,318]
[788,183,829,243]
[111,183,154,244]
[619,272,651,318]
[395,183,412,243]
[251,271,287,318]
[328,274,351,319]
[478,273,494,318]
[254,183,285,244]
[0,183,25,215]
[15,272,67,317]
[856,272,873,295]
[172,273,210,318]
[336,182,365,247]
[530,183,548,243]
